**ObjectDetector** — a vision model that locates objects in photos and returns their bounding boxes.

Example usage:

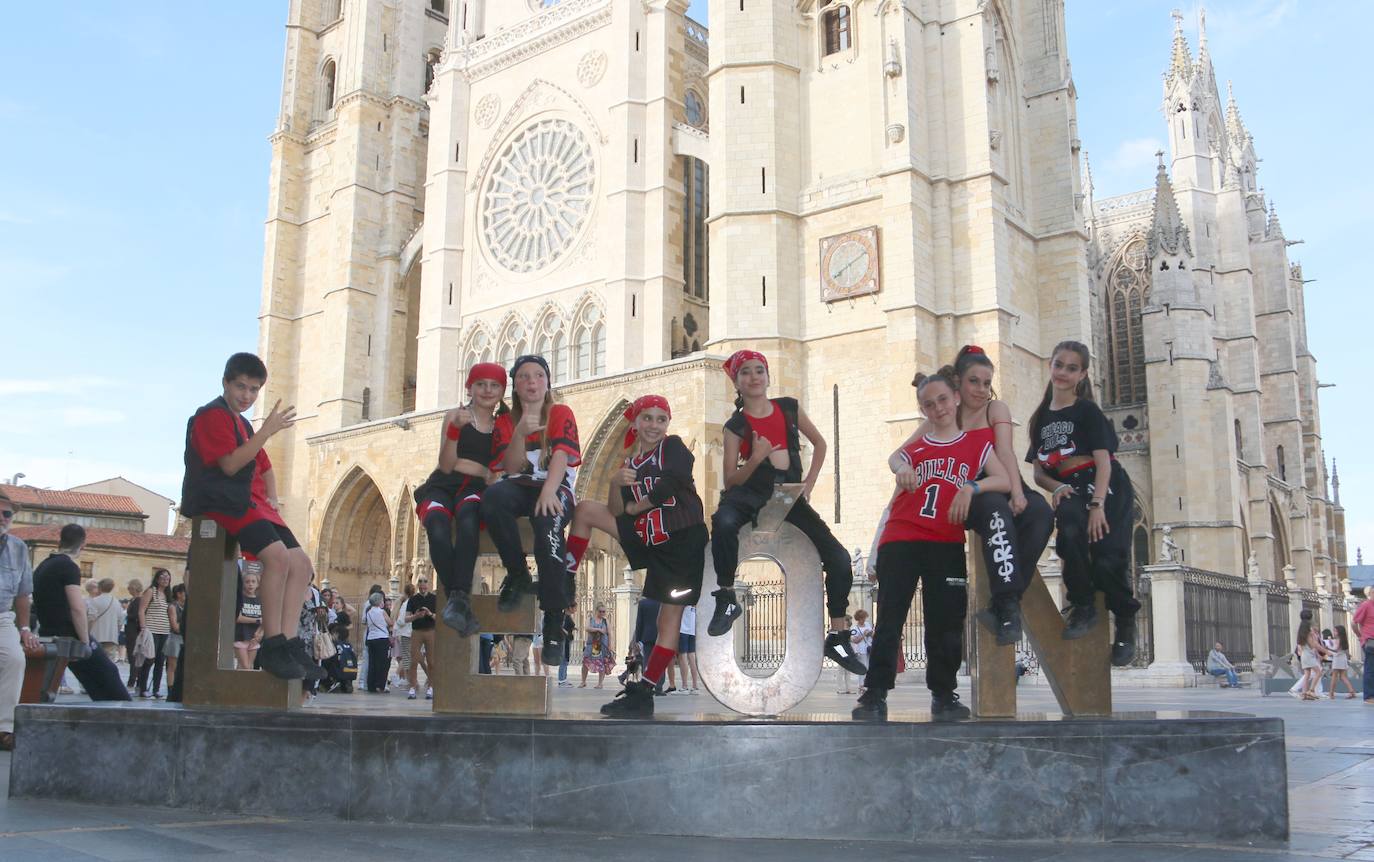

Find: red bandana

[623,394,672,448]
[722,350,768,381]
[466,362,507,389]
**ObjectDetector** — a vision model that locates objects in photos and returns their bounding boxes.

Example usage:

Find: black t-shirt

[33,554,82,638]
[236,595,262,642]
[416,424,496,499]
[1025,398,1118,480]
[406,592,437,630]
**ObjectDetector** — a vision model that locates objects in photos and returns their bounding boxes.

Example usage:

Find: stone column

[1245,559,1270,664]
[1144,564,1196,685]
[1285,566,1301,648]
[612,565,640,656]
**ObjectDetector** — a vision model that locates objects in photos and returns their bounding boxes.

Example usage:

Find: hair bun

[961,344,985,356]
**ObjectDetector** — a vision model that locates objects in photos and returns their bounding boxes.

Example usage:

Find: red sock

[565,535,589,573]
[643,645,677,685]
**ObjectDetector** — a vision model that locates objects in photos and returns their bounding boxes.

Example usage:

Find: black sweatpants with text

[710,485,853,618]
[864,540,967,696]
[967,483,1055,599]
[480,480,576,613]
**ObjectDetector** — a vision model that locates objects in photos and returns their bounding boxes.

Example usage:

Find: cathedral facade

[256,1,1348,674]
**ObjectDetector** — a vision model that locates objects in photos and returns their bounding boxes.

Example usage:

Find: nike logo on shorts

[670,588,691,598]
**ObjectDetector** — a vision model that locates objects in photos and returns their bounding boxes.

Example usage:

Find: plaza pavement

[1,672,1370,861]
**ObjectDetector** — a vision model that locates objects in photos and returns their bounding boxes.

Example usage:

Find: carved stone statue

[1247,555,1259,582]
[1158,525,1181,563]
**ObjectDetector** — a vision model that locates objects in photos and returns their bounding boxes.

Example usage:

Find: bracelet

[1054,484,1071,496]
[968,481,980,495]
[445,423,460,441]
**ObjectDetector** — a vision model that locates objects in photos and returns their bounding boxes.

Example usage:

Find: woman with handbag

[122,578,144,688]
[136,569,173,698]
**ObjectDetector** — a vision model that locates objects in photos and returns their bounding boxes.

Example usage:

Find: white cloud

[60,407,126,427]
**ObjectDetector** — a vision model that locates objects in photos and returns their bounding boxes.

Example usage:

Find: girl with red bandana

[709,350,867,677]
[412,363,507,636]
[562,396,708,717]
[481,355,582,663]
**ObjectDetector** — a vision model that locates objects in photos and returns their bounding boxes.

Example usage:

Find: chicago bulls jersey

[619,435,704,546]
[491,403,581,491]
[880,432,993,545]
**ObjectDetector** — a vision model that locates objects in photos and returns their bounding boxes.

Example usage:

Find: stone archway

[317,467,393,603]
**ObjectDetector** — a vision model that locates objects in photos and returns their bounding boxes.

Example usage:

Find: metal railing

[739,579,788,669]
[1183,568,1254,671]
[1130,567,1155,667]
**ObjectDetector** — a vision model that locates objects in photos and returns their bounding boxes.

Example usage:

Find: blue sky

[2,1,1370,568]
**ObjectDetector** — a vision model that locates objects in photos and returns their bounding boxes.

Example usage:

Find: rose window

[481,118,595,273]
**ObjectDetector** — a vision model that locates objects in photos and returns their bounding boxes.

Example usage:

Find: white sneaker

[425,687,433,700]
[407,687,417,700]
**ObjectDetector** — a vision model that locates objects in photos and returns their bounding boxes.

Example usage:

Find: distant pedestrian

[1205,641,1241,688]
[235,567,264,670]
[394,583,415,689]
[1329,625,1356,700]
[122,578,144,687]
[86,578,123,663]
[164,583,186,690]
[136,569,173,697]
[580,605,614,688]
[31,525,129,702]
[677,604,701,694]
[363,592,392,693]
[1358,591,1374,704]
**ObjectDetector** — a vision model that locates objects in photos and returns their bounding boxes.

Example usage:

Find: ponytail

[1029,340,1094,435]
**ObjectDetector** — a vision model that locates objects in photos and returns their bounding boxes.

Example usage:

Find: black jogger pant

[1053,467,1140,619]
[480,480,576,613]
[710,487,853,618]
[424,502,482,596]
[864,540,967,696]
[967,484,1054,599]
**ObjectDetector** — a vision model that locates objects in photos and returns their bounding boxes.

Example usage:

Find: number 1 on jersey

[919,484,939,519]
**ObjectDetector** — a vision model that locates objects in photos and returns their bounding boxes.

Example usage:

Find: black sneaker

[825,630,868,675]
[287,637,329,682]
[541,612,564,666]
[976,595,1023,646]
[1061,603,1099,640]
[931,691,971,722]
[1111,614,1137,667]
[851,687,888,721]
[600,680,656,718]
[258,635,306,681]
[442,590,481,637]
[706,588,743,637]
[497,569,533,613]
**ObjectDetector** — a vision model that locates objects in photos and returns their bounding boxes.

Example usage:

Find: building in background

[69,477,175,535]
[253,1,1347,679]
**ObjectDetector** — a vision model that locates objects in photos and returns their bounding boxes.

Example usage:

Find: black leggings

[967,484,1054,599]
[711,487,853,618]
[480,480,576,612]
[136,633,168,695]
[1054,467,1140,618]
[864,541,967,696]
[423,503,481,595]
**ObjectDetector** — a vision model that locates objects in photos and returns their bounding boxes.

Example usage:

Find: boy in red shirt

[180,353,323,682]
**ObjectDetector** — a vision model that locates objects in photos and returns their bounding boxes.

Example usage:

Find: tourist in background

[1205,641,1240,688]
[403,576,437,700]
[1329,625,1356,700]
[86,578,123,663]
[136,568,173,697]
[363,592,392,693]
[677,604,701,694]
[0,492,38,751]
[122,578,143,687]
[31,524,129,702]
[580,604,613,689]
[235,566,264,670]
[1297,617,1331,701]
[1353,590,1374,704]
[393,583,415,689]
[164,583,186,690]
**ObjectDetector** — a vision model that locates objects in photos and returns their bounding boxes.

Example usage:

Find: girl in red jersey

[708,351,868,676]
[853,370,1013,721]
[1025,341,1140,666]
[888,346,1055,645]
[561,395,709,717]
[413,363,507,636]
[480,355,581,663]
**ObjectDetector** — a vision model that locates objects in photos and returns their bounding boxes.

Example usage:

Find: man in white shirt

[0,492,39,751]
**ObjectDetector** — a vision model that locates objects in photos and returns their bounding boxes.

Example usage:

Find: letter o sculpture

[696,486,825,716]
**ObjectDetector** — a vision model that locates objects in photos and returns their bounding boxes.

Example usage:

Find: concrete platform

[7,700,1287,847]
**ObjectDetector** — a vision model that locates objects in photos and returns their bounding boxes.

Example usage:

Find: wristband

[1087,499,1104,510]
[445,423,460,441]
[968,481,980,495]
[19,626,30,633]
[1054,484,1071,496]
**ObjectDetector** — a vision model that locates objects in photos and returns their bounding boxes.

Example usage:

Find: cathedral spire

[1166,9,1194,84]
[1267,200,1284,239]
[1148,151,1192,258]
[1196,7,1213,76]
[1332,459,1340,505]
[1225,81,1250,146]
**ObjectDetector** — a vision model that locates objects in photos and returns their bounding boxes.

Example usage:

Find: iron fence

[1301,589,1322,628]
[1265,581,1292,658]
[739,579,788,669]
[1183,568,1253,672]
[1130,566,1155,667]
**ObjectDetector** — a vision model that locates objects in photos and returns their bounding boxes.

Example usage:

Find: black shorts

[617,520,707,606]
[236,520,300,556]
